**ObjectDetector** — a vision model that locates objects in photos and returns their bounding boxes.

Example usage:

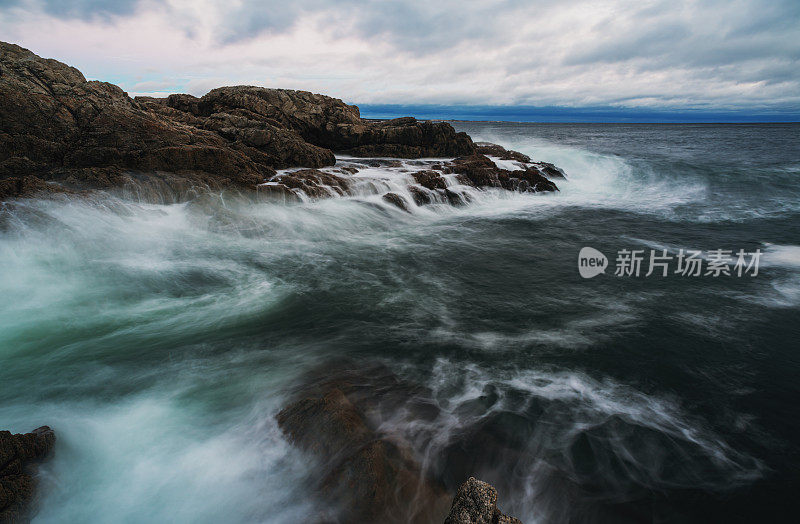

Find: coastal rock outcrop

[0,42,472,199]
[444,154,559,193]
[475,142,531,163]
[0,426,55,523]
[0,41,565,203]
[444,477,522,524]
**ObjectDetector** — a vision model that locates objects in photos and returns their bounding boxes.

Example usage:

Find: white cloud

[0,0,798,111]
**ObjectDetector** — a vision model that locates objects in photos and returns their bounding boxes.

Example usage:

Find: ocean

[1,122,798,522]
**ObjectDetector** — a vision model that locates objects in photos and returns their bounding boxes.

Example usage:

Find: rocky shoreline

[2,365,526,523]
[1,41,564,204]
[1,41,542,522]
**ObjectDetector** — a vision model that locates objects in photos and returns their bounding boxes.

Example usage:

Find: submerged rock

[275,363,531,523]
[0,426,55,523]
[444,477,522,524]
[276,373,451,523]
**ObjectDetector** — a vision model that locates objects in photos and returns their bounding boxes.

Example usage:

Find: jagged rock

[276,364,451,523]
[444,155,559,193]
[474,143,531,163]
[534,162,567,179]
[382,192,410,212]
[0,426,55,523]
[267,169,350,199]
[444,477,522,524]
[0,42,475,200]
[0,42,280,198]
[1,41,565,204]
[412,170,448,190]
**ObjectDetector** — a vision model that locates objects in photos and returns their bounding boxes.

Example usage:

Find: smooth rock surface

[276,364,452,523]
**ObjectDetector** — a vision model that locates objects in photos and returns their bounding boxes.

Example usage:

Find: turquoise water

[1,123,799,522]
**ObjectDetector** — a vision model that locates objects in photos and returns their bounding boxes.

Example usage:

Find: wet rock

[276,363,451,523]
[268,169,350,199]
[0,426,55,522]
[534,162,567,179]
[351,159,404,168]
[444,477,522,524]
[0,41,474,200]
[444,155,558,193]
[444,188,468,206]
[409,186,433,206]
[474,142,531,163]
[412,170,448,190]
[382,192,410,212]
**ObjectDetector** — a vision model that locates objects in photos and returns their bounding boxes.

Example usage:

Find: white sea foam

[761,244,800,268]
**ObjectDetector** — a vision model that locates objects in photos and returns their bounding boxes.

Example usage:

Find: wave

[378,359,765,523]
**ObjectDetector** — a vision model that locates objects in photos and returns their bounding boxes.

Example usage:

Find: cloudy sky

[1,0,799,118]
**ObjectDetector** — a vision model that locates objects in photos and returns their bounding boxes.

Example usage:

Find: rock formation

[0,41,564,203]
[275,363,526,523]
[444,477,522,524]
[276,373,452,523]
[0,426,55,523]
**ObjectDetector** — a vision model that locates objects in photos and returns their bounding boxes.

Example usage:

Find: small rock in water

[444,477,522,524]
[382,192,410,212]
[0,426,56,523]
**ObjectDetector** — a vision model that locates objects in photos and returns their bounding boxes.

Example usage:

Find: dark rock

[267,169,351,199]
[444,188,468,206]
[409,186,433,206]
[412,170,448,190]
[382,192,410,212]
[276,379,451,523]
[0,42,475,200]
[164,86,474,159]
[534,162,567,179]
[444,155,558,193]
[1,41,565,205]
[276,362,455,522]
[444,477,522,524]
[0,426,55,523]
[474,142,531,163]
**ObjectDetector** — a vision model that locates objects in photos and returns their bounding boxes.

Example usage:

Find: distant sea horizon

[356,104,800,123]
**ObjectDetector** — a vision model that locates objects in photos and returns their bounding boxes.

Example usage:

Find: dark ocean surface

[1,123,798,522]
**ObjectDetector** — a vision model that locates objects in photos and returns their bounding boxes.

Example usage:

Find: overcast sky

[1,0,798,115]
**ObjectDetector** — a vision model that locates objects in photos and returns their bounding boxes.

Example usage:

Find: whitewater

[1,122,798,523]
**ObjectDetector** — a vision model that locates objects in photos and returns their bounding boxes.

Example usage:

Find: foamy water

[1,122,798,522]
